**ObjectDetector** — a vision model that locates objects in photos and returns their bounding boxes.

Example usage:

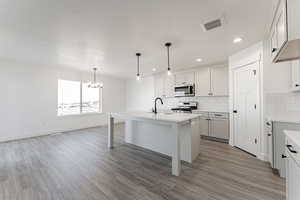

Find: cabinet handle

[295,84,299,87]
[282,154,287,158]
[233,110,238,113]
[267,133,272,136]
[272,48,277,53]
[287,145,297,154]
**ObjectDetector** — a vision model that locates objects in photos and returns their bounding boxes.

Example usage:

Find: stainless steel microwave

[174,84,195,97]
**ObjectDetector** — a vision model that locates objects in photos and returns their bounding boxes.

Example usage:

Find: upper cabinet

[153,66,228,98]
[195,66,228,97]
[270,0,300,63]
[210,66,229,96]
[164,74,175,98]
[174,72,195,86]
[291,60,300,92]
[154,73,175,98]
[195,67,211,96]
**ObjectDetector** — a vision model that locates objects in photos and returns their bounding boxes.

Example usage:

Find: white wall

[126,76,155,112]
[0,59,126,142]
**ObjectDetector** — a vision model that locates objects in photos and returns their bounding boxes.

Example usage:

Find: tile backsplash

[160,96,229,112]
[265,92,300,116]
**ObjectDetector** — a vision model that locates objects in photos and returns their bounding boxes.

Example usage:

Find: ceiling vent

[201,15,226,31]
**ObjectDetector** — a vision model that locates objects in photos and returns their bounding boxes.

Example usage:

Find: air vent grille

[203,19,222,31]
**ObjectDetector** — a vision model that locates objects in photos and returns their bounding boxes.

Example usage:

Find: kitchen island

[107,111,202,176]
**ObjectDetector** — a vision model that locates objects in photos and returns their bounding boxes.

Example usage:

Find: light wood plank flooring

[0,124,285,200]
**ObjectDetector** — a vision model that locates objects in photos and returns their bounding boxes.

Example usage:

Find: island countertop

[109,111,202,124]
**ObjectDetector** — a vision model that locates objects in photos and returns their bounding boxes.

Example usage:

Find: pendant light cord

[93,68,97,83]
[136,53,141,76]
[165,43,172,71]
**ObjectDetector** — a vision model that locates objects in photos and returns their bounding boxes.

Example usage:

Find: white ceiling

[0,0,276,78]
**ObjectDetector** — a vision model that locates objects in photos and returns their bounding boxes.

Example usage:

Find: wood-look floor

[0,124,285,200]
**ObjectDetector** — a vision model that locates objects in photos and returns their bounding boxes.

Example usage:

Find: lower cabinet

[273,122,300,177]
[286,136,300,200]
[286,155,300,200]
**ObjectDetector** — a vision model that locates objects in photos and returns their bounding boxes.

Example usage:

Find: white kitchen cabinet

[195,67,211,96]
[210,66,228,96]
[270,0,300,62]
[291,60,300,92]
[198,112,209,136]
[195,66,228,96]
[153,73,175,98]
[286,155,300,200]
[154,74,165,98]
[175,72,195,86]
[164,74,175,98]
[199,119,209,136]
[285,133,300,200]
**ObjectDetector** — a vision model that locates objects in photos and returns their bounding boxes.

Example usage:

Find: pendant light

[136,53,141,81]
[88,68,103,88]
[165,42,172,76]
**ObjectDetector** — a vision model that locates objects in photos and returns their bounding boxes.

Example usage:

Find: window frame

[57,79,103,117]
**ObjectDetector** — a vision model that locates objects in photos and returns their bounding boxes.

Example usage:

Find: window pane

[58,80,81,116]
[82,83,100,113]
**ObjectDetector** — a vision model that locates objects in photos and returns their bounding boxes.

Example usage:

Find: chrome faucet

[153,97,163,114]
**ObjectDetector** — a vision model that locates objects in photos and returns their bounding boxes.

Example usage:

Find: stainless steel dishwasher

[192,111,229,142]
[209,112,229,140]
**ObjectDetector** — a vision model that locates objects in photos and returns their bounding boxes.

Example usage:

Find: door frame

[228,42,265,160]
[232,62,261,156]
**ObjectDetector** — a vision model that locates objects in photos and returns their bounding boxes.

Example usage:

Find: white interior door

[233,62,260,156]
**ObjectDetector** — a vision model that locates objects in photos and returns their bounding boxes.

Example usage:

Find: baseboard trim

[0,121,125,144]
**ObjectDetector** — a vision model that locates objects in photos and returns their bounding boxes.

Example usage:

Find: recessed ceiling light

[233,37,243,43]
[152,68,157,72]
[196,58,203,62]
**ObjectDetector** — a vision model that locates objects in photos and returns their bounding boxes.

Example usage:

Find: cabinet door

[210,66,228,96]
[276,0,287,52]
[271,28,278,58]
[154,74,165,98]
[175,72,195,86]
[209,119,229,139]
[287,153,300,200]
[291,60,300,91]
[195,67,211,96]
[199,118,209,136]
[164,74,175,98]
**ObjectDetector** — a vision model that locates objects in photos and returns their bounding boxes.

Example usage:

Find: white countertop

[267,114,300,124]
[109,111,202,124]
[285,130,300,148]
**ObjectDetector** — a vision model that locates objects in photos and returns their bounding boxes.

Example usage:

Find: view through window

[57,80,101,116]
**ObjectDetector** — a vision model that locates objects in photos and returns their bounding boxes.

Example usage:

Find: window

[82,82,100,113]
[57,80,102,116]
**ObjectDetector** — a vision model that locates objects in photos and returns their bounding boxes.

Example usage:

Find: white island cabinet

[108,112,201,176]
[285,131,300,200]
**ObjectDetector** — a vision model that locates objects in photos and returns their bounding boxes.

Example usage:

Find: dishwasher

[192,111,229,142]
[209,112,229,141]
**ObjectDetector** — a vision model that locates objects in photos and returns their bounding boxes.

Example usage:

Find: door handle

[295,84,299,87]
[287,145,297,154]
[233,110,238,113]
